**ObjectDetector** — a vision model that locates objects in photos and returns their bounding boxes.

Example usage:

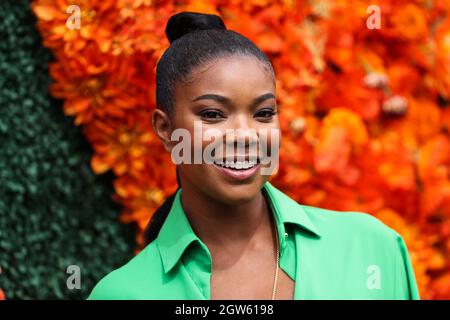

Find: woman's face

[157,55,280,205]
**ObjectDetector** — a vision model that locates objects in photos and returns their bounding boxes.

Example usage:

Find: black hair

[155,11,275,115]
[143,168,181,245]
[144,11,275,245]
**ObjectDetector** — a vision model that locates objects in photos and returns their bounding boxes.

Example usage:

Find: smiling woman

[87,11,420,300]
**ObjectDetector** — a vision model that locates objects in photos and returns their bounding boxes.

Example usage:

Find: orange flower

[417,135,450,218]
[387,3,428,41]
[315,69,382,121]
[375,208,446,299]
[50,47,139,125]
[112,4,176,55]
[431,272,450,299]
[32,0,117,55]
[84,110,157,176]
[321,107,369,146]
[313,108,367,184]
[386,63,421,95]
[113,156,177,245]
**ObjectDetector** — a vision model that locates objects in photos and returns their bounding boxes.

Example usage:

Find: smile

[212,158,261,181]
[213,159,259,170]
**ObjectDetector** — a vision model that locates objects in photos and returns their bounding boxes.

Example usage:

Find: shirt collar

[262,181,321,238]
[156,181,321,274]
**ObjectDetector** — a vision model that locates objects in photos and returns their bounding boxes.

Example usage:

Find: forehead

[175,55,275,102]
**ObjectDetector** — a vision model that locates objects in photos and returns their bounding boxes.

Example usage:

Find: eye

[254,108,277,120]
[199,109,226,120]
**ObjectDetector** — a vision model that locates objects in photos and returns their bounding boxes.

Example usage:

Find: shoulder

[300,204,402,246]
[298,204,412,273]
[266,181,401,246]
[298,204,419,299]
[87,242,162,300]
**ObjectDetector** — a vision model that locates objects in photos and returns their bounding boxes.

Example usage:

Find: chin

[183,163,268,204]
[208,177,267,205]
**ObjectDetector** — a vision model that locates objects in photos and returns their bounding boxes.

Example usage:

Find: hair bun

[165,11,226,44]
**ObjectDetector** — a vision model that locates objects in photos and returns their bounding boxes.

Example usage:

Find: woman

[88,11,419,300]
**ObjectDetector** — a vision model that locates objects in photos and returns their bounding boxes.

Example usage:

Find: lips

[212,158,261,181]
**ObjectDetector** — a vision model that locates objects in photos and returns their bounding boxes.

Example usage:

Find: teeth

[214,160,258,170]
[242,161,253,169]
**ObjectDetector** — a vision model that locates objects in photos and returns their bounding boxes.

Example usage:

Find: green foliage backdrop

[0,0,135,299]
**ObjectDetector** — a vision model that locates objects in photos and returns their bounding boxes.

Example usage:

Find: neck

[180,183,273,249]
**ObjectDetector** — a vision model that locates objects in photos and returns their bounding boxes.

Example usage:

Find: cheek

[256,122,281,156]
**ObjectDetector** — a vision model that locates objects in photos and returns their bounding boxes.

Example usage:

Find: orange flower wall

[32,0,450,299]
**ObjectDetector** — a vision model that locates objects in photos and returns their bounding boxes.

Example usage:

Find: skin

[152,55,294,299]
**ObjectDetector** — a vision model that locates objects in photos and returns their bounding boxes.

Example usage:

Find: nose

[223,113,258,160]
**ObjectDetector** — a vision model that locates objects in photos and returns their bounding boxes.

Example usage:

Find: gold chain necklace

[271,216,280,300]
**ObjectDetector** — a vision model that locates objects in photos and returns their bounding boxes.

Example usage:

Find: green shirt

[88,181,420,300]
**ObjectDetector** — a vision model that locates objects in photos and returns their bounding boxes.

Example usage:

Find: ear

[152,109,173,153]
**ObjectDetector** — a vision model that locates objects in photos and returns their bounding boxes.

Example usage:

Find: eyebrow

[192,93,276,108]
